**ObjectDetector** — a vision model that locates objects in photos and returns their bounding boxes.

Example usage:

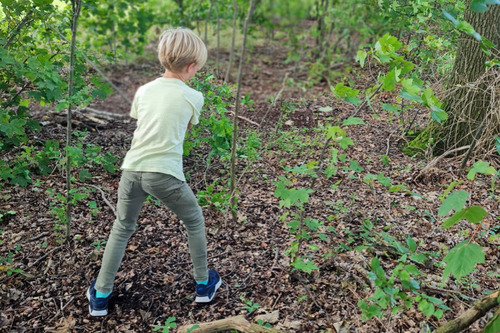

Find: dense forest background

[0,0,499,332]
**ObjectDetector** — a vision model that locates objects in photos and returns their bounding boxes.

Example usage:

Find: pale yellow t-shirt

[121,78,204,181]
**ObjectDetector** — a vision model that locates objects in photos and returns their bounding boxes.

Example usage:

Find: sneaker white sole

[86,288,108,316]
[195,278,222,303]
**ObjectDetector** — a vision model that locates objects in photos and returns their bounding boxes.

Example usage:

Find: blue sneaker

[195,270,222,303]
[86,279,111,316]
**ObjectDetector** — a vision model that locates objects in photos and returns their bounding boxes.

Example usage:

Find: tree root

[435,288,499,333]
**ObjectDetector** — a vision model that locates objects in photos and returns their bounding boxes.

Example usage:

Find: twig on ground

[27,245,63,269]
[84,183,117,216]
[416,145,470,179]
[228,111,260,126]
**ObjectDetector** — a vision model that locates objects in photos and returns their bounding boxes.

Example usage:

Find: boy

[86,28,221,316]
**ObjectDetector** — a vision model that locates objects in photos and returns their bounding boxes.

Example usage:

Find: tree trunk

[437,1,500,154]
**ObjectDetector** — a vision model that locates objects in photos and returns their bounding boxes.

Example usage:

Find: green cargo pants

[95,171,208,293]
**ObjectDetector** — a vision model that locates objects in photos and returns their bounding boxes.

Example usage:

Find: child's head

[158,28,207,73]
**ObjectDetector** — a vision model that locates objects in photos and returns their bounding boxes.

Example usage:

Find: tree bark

[437,1,500,153]
[177,315,288,333]
[435,288,499,333]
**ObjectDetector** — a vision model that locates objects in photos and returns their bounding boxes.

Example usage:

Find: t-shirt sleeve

[130,90,140,119]
[185,91,204,125]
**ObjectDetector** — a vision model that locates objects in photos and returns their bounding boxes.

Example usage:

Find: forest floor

[0,34,499,333]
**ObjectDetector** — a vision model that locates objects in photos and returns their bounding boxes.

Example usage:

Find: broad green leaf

[463,206,488,224]
[400,90,423,103]
[342,117,365,126]
[467,160,496,180]
[442,209,467,229]
[338,137,354,149]
[495,136,500,155]
[434,309,444,319]
[443,206,487,228]
[418,299,435,317]
[438,190,469,217]
[292,258,318,274]
[382,67,401,91]
[377,173,391,187]
[430,109,448,124]
[443,241,485,280]
[400,78,421,95]
[406,237,417,252]
[332,82,361,105]
[410,253,429,264]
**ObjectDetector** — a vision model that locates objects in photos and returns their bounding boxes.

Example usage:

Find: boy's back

[122,77,204,182]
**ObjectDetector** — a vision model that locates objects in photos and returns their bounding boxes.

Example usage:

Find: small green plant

[0,252,24,276]
[241,297,262,313]
[0,209,16,223]
[145,195,162,206]
[256,319,273,328]
[92,240,107,251]
[152,317,176,333]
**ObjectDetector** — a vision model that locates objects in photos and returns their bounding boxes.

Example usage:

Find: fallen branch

[177,315,288,333]
[228,111,260,127]
[80,183,117,217]
[435,288,499,333]
[27,245,63,269]
[416,145,470,179]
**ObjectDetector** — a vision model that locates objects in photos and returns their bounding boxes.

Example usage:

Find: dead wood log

[435,288,499,333]
[177,315,288,333]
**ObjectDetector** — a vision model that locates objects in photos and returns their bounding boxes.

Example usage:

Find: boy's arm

[187,123,192,133]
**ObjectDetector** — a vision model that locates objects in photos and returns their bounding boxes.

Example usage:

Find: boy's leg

[95,171,148,293]
[142,173,208,282]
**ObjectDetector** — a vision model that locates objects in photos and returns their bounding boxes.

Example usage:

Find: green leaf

[467,160,497,180]
[484,311,500,333]
[443,206,488,228]
[463,206,488,224]
[376,173,391,187]
[443,241,485,280]
[406,237,417,252]
[495,136,500,155]
[356,50,367,67]
[382,67,401,91]
[418,299,435,317]
[438,190,469,217]
[410,253,429,264]
[342,117,365,126]
[292,258,318,274]
[332,82,361,105]
[400,78,421,96]
[430,109,448,124]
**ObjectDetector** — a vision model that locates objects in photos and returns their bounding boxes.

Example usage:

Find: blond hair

[158,28,207,73]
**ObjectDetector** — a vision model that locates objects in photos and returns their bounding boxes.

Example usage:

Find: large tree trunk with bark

[436,1,500,156]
